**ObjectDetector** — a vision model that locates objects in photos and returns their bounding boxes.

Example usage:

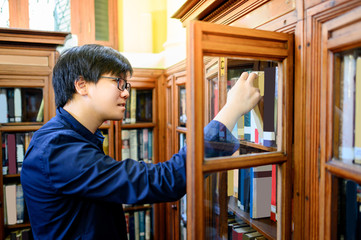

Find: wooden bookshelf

[0,28,68,240]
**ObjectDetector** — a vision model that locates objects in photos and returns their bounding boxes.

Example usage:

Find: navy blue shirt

[20,107,239,239]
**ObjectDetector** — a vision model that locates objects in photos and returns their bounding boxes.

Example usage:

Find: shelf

[239,141,277,152]
[0,124,42,132]
[5,222,31,229]
[3,174,21,179]
[228,196,276,240]
[123,204,152,212]
[121,122,155,129]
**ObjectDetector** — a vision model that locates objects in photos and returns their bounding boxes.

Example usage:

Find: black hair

[52,44,133,107]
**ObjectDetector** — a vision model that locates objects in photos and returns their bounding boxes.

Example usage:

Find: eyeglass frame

[101,76,131,91]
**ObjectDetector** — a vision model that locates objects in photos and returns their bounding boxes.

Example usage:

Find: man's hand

[214,72,262,131]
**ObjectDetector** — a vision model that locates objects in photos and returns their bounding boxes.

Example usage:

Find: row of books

[2,132,34,175]
[3,184,26,225]
[230,67,278,148]
[338,54,361,164]
[227,165,277,221]
[5,228,32,240]
[121,129,153,163]
[227,214,267,240]
[124,209,152,240]
[0,88,43,124]
[123,89,153,124]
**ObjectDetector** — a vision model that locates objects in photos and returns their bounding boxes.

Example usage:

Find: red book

[270,164,277,221]
[7,134,17,175]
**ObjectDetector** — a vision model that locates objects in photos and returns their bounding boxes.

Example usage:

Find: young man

[20,44,261,239]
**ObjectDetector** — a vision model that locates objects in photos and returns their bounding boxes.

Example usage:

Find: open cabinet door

[185,21,293,240]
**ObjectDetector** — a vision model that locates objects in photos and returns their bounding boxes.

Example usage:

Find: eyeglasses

[101,76,131,91]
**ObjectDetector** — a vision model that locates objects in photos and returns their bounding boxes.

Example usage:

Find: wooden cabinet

[306,1,361,239]
[168,0,361,239]
[0,28,68,239]
[115,68,164,240]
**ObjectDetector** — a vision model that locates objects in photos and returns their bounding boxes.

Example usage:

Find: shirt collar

[56,107,104,144]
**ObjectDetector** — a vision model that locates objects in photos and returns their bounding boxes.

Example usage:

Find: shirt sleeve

[44,120,239,204]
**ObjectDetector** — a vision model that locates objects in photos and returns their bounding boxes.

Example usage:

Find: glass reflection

[333,177,361,239]
[204,57,280,159]
[204,168,276,239]
[333,48,361,165]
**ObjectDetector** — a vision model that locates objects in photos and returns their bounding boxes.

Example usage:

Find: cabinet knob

[171,204,177,210]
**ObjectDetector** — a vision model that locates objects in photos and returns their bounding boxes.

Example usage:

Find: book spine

[7,134,17,175]
[0,89,8,123]
[339,54,356,163]
[14,88,22,122]
[130,89,137,124]
[355,57,361,164]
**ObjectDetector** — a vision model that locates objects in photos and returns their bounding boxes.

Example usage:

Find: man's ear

[74,77,88,96]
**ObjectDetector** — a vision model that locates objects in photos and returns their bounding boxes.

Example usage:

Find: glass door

[186,20,293,240]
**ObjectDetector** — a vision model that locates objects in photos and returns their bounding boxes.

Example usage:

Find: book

[125,212,130,240]
[179,87,187,126]
[14,88,22,122]
[232,226,256,240]
[145,209,151,240]
[16,184,24,223]
[122,130,130,160]
[243,231,263,240]
[142,129,149,163]
[148,131,153,163]
[139,210,145,240]
[101,131,109,155]
[137,129,144,162]
[7,134,17,175]
[0,89,8,123]
[250,165,272,219]
[134,211,140,240]
[129,212,135,240]
[136,90,152,122]
[2,134,8,174]
[130,88,137,123]
[7,88,15,122]
[270,164,277,222]
[355,56,361,164]
[129,130,138,160]
[339,54,356,163]
[16,133,24,173]
[36,98,44,122]
[5,184,17,225]
[345,180,357,240]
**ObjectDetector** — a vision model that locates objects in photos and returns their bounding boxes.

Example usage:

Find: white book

[250,165,272,219]
[339,54,356,163]
[0,89,8,123]
[5,184,17,225]
[355,57,361,164]
[14,88,22,122]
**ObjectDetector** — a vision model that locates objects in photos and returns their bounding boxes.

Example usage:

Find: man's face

[87,74,130,121]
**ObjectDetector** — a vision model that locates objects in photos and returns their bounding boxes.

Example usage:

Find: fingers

[246,72,258,86]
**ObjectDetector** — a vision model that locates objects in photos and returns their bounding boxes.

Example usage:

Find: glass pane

[0,88,43,123]
[179,86,187,127]
[100,130,109,155]
[0,0,10,28]
[94,0,109,41]
[123,89,152,124]
[204,57,280,161]
[29,0,70,32]
[332,177,361,239]
[121,128,153,163]
[2,131,34,175]
[204,167,277,239]
[179,132,187,240]
[333,48,361,165]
